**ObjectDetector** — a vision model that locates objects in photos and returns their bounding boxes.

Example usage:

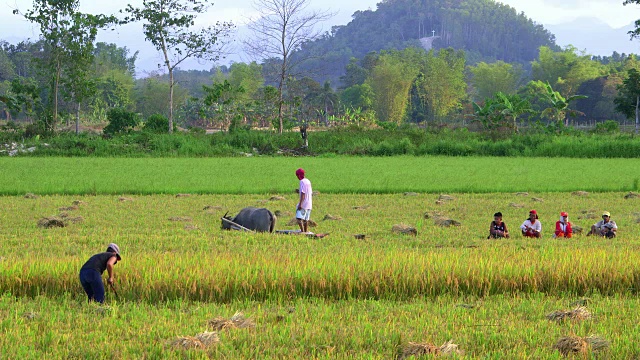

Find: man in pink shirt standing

[296,168,313,233]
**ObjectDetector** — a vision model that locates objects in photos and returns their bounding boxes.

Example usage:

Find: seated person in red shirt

[554,212,573,238]
[488,212,509,239]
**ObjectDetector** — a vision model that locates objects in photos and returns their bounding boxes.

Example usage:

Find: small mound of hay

[58,205,79,211]
[554,335,588,357]
[353,205,370,210]
[392,224,417,236]
[203,205,222,211]
[423,211,443,219]
[72,200,87,206]
[184,224,198,231]
[434,218,462,227]
[572,191,589,197]
[118,197,134,202]
[37,217,66,228]
[573,225,583,234]
[435,200,445,205]
[509,202,525,208]
[23,311,38,319]
[68,216,84,224]
[438,194,455,201]
[323,214,342,221]
[24,193,38,199]
[578,213,597,220]
[354,234,366,240]
[58,212,69,218]
[169,216,192,222]
[269,195,286,201]
[286,218,318,227]
[398,340,463,359]
[553,335,608,357]
[170,331,219,349]
[546,306,591,322]
[515,192,529,196]
[404,192,418,196]
[274,210,292,217]
[532,197,544,202]
[624,192,640,199]
[208,312,255,331]
[175,193,191,198]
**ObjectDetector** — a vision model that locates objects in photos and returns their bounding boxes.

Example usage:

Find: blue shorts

[296,209,311,221]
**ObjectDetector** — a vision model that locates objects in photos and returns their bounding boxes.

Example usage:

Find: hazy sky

[2,0,640,72]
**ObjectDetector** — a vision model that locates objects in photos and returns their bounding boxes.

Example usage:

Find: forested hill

[295,0,558,85]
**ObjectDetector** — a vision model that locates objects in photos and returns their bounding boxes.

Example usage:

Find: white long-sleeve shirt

[520,219,541,233]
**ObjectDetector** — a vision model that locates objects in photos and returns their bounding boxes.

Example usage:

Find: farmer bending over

[520,210,541,238]
[296,168,313,233]
[488,212,509,239]
[554,212,573,238]
[79,243,121,303]
[587,211,617,238]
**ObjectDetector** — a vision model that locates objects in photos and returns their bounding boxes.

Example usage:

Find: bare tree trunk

[76,102,80,135]
[53,58,61,130]
[169,68,174,133]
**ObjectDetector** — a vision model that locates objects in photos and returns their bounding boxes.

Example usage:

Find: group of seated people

[488,210,618,239]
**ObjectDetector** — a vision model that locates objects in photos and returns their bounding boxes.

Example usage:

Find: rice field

[1,156,640,195]
[2,191,640,358]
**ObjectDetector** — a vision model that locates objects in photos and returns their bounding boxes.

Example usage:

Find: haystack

[353,205,370,210]
[546,306,591,322]
[208,312,255,331]
[434,218,462,227]
[269,195,286,201]
[398,340,463,359]
[184,224,198,231]
[286,218,317,227]
[72,200,87,206]
[404,192,418,196]
[423,211,443,219]
[392,224,417,236]
[175,193,191,198]
[170,331,219,349]
[573,225,583,234]
[68,216,84,224]
[37,217,66,228]
[169,216,192,222]
[509,203,524,208]
[435,200,445,205]
[323,214,342,221]
[118,197,134,202]
[438,194,455,201]
[553,335,609,357]
[624,192,640,199]
[532,197,544,202]
[58,205,79,211]
[354,234,366,240]
[24,193,38,199]
[572,191,589,197]
[274,210,292,217]
[515,192,529,196]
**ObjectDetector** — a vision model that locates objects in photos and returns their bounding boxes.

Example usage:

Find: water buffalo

[221,207,277,233]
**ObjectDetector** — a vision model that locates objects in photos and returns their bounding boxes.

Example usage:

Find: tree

[245,0,333,133]
[123,0,234,133]
[16,0,114,132]
[531,46,605,97]
[469,61,523,101]
[538,81,588,126]
[624,0,640,39]
[614,68,640,134]
[419,48,467,123]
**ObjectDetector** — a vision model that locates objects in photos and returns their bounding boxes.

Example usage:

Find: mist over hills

[545,18,640,56]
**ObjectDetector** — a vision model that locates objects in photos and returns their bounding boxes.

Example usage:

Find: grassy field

[1,191,640,358]
[1,156,640,195]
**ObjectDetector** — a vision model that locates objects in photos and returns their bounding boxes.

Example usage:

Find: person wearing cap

[520,210,542,238]
[587,211,617,238]
[295,168,313,233]
[554,212,573,238]
[488,212,510,239]
[79,243,121,303]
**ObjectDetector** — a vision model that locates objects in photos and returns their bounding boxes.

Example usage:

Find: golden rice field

[1,192,640,358]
